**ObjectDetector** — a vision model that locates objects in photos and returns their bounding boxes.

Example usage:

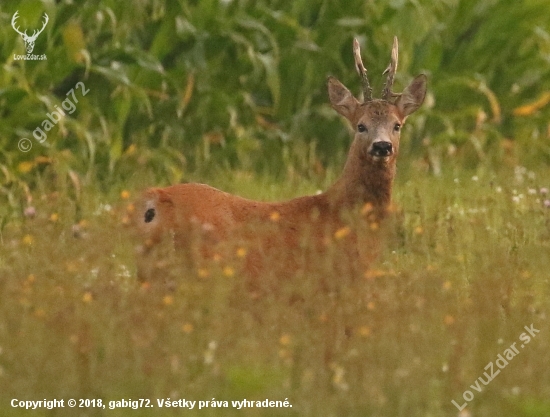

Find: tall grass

[0,167,549,417]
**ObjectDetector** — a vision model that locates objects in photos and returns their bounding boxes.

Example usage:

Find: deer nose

[370,141,393,157]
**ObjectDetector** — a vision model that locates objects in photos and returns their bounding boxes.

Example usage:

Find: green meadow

[1,0,550,416]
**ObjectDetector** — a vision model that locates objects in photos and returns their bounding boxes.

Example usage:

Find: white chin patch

[371,155,391,163]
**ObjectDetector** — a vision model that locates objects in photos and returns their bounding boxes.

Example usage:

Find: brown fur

[134,73,427,282]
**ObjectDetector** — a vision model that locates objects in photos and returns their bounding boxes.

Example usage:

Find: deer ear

[395,74,427,117]
[327,76,360,122]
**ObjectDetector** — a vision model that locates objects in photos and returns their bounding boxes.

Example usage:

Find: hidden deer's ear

[327,76,360,122]
[395,74,427,117]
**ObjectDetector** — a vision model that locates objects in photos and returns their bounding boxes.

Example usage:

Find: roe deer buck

[135,37,427,283]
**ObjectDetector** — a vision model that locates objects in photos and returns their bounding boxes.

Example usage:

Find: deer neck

[327,140,396,216]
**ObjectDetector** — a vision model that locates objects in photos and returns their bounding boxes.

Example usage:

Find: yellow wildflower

[358,326,371,337]
[182,323,194,334]
[334,226,351,240]
[361,202,374,215]
[279,334,292,346]
[22,234,34,246]
[18,161,34,173]
[197,268,210,278]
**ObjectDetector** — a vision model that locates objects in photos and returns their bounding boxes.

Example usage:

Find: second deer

[135,37,427,282]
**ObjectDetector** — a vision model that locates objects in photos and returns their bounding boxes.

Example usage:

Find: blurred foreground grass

[0,164,549,417]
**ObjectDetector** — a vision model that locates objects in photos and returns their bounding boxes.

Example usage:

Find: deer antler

[353,38,372,102]
[30,13,49,40]
[382,36,399,101]
[11,11,49,40]
[11,11,26,37]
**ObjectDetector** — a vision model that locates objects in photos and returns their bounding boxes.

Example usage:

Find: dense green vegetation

[0,0,550,416]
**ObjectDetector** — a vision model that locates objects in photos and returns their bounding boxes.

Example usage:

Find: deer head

[328,37,427,166]
[12,11,49,54]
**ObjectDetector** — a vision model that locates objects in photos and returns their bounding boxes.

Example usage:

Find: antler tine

[353,38,372,102]
[34,13,49,37]
[11,11,25,36]
[382,36,399,101]
[41,13,49,29]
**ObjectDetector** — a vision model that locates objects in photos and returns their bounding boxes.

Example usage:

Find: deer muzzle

[370,141,393,157]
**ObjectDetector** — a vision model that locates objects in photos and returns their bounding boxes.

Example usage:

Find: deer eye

[144,208,156,223]
[393,123,401,132]
[357,124,367,133]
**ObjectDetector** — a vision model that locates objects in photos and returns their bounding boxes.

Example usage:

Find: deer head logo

[12,11,49,54]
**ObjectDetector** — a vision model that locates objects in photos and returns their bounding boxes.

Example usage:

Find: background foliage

[1,0,550,202]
